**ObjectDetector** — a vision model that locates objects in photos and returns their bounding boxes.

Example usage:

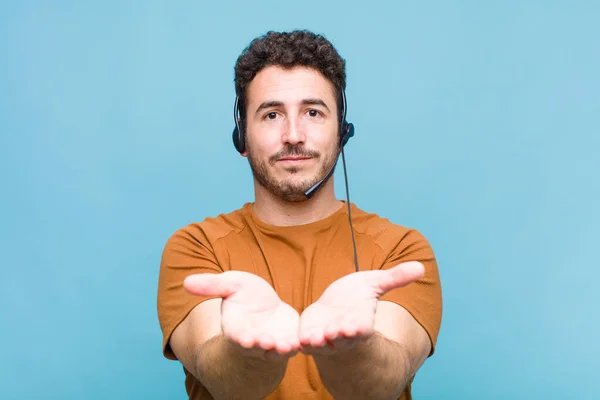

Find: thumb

[376,261,425,295]
[183,273,240,298]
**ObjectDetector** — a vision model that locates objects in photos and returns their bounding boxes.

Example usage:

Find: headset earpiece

[340,122,355,148]
[232,96,245,153]
[338,91,354,148]
[232,126,243,153]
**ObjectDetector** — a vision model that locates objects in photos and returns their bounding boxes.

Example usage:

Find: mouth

[277,157,313,163]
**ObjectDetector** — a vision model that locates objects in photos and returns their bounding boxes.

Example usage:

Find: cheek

[312,122,339,149]
[247,130,279,155]
[315,132,339,153]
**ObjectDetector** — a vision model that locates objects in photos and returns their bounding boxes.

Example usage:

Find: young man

[157,30,442,400]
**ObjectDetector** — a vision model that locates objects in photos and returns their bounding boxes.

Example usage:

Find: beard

[247,143,339,202]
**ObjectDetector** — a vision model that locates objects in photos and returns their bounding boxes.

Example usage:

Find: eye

[307,109,320,118]
[265,112,278,120]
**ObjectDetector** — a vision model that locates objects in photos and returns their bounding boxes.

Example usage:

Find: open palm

[299,261,425,355]
[184,271,300,360]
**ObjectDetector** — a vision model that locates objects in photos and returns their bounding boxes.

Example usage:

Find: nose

[282,115,305,146]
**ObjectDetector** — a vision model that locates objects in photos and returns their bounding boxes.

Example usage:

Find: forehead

[246,65,336,106]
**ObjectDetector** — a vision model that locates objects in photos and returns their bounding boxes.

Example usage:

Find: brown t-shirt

[157,202,442,400]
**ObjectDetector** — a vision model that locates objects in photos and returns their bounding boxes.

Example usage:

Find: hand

[183,271,300,361]
[298,261,425,355]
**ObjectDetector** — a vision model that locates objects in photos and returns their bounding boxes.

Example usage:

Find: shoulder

[163,204,250,253]
[350,204,432,255]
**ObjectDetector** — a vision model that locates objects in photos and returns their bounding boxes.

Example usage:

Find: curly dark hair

[234,30,346,120]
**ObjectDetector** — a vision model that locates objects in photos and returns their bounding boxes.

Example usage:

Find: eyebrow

[254,98,330,116]
[302,98,330,111]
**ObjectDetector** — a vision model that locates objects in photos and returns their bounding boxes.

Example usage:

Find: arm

[158,228,300,399]
[298,258,441,400]
[170,298,289,400]
[311,301,431,400]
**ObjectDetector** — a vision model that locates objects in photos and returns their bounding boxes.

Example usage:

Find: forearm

[193,334,288,400]
[313,332,412,400]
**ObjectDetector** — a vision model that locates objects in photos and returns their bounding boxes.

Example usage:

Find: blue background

[1,1,598,399]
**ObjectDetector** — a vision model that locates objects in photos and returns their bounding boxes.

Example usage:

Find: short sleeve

[157,225,224,360]
[378,229,442,356]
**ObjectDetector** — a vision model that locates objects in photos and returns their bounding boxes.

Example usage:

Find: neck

[252,178,343,226]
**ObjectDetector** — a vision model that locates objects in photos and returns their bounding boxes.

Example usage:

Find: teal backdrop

[1,1,598,399]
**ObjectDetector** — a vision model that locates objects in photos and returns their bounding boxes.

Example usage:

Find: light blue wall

[1,1,598,399]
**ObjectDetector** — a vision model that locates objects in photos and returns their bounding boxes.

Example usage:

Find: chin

[278,191,310,203]
[249,155,331,202]
[263,176,319,202]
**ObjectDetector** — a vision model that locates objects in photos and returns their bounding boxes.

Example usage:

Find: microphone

[303,146,359,273]
[303,150,341,198]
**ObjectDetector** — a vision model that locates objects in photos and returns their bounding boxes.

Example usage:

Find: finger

[277,331,300,353]
[229,333,288,359]
[324,323,340,341]
[299,327,315,345]
[256,333,275,351]
[227,336,264,358]
[301,330,324,347]
[271,331,299,357]
[340,321,359,338]
[274,339,300,356]
[302,341,337,356]
[351,312,376,338]
[236,330,256,349]
[273,340,291,354]
[354,322,374,339]
[309,331,327,348]
[286,334,301,351]
[349,321,374,339]
[299,324,322,347]
[183,273,239,298]
[375,261,425,295]
[324,314,351,341]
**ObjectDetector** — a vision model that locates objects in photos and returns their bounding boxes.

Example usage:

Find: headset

[232,91,360,272]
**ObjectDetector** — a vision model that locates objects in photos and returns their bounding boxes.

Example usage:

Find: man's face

[242,65,339,202]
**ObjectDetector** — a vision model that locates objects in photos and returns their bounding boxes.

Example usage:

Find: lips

[278,157,312,161]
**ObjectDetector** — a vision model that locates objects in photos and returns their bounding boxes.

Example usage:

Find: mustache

[269,146,321,164]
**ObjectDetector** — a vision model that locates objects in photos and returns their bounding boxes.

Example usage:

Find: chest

[217,232,382,311]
